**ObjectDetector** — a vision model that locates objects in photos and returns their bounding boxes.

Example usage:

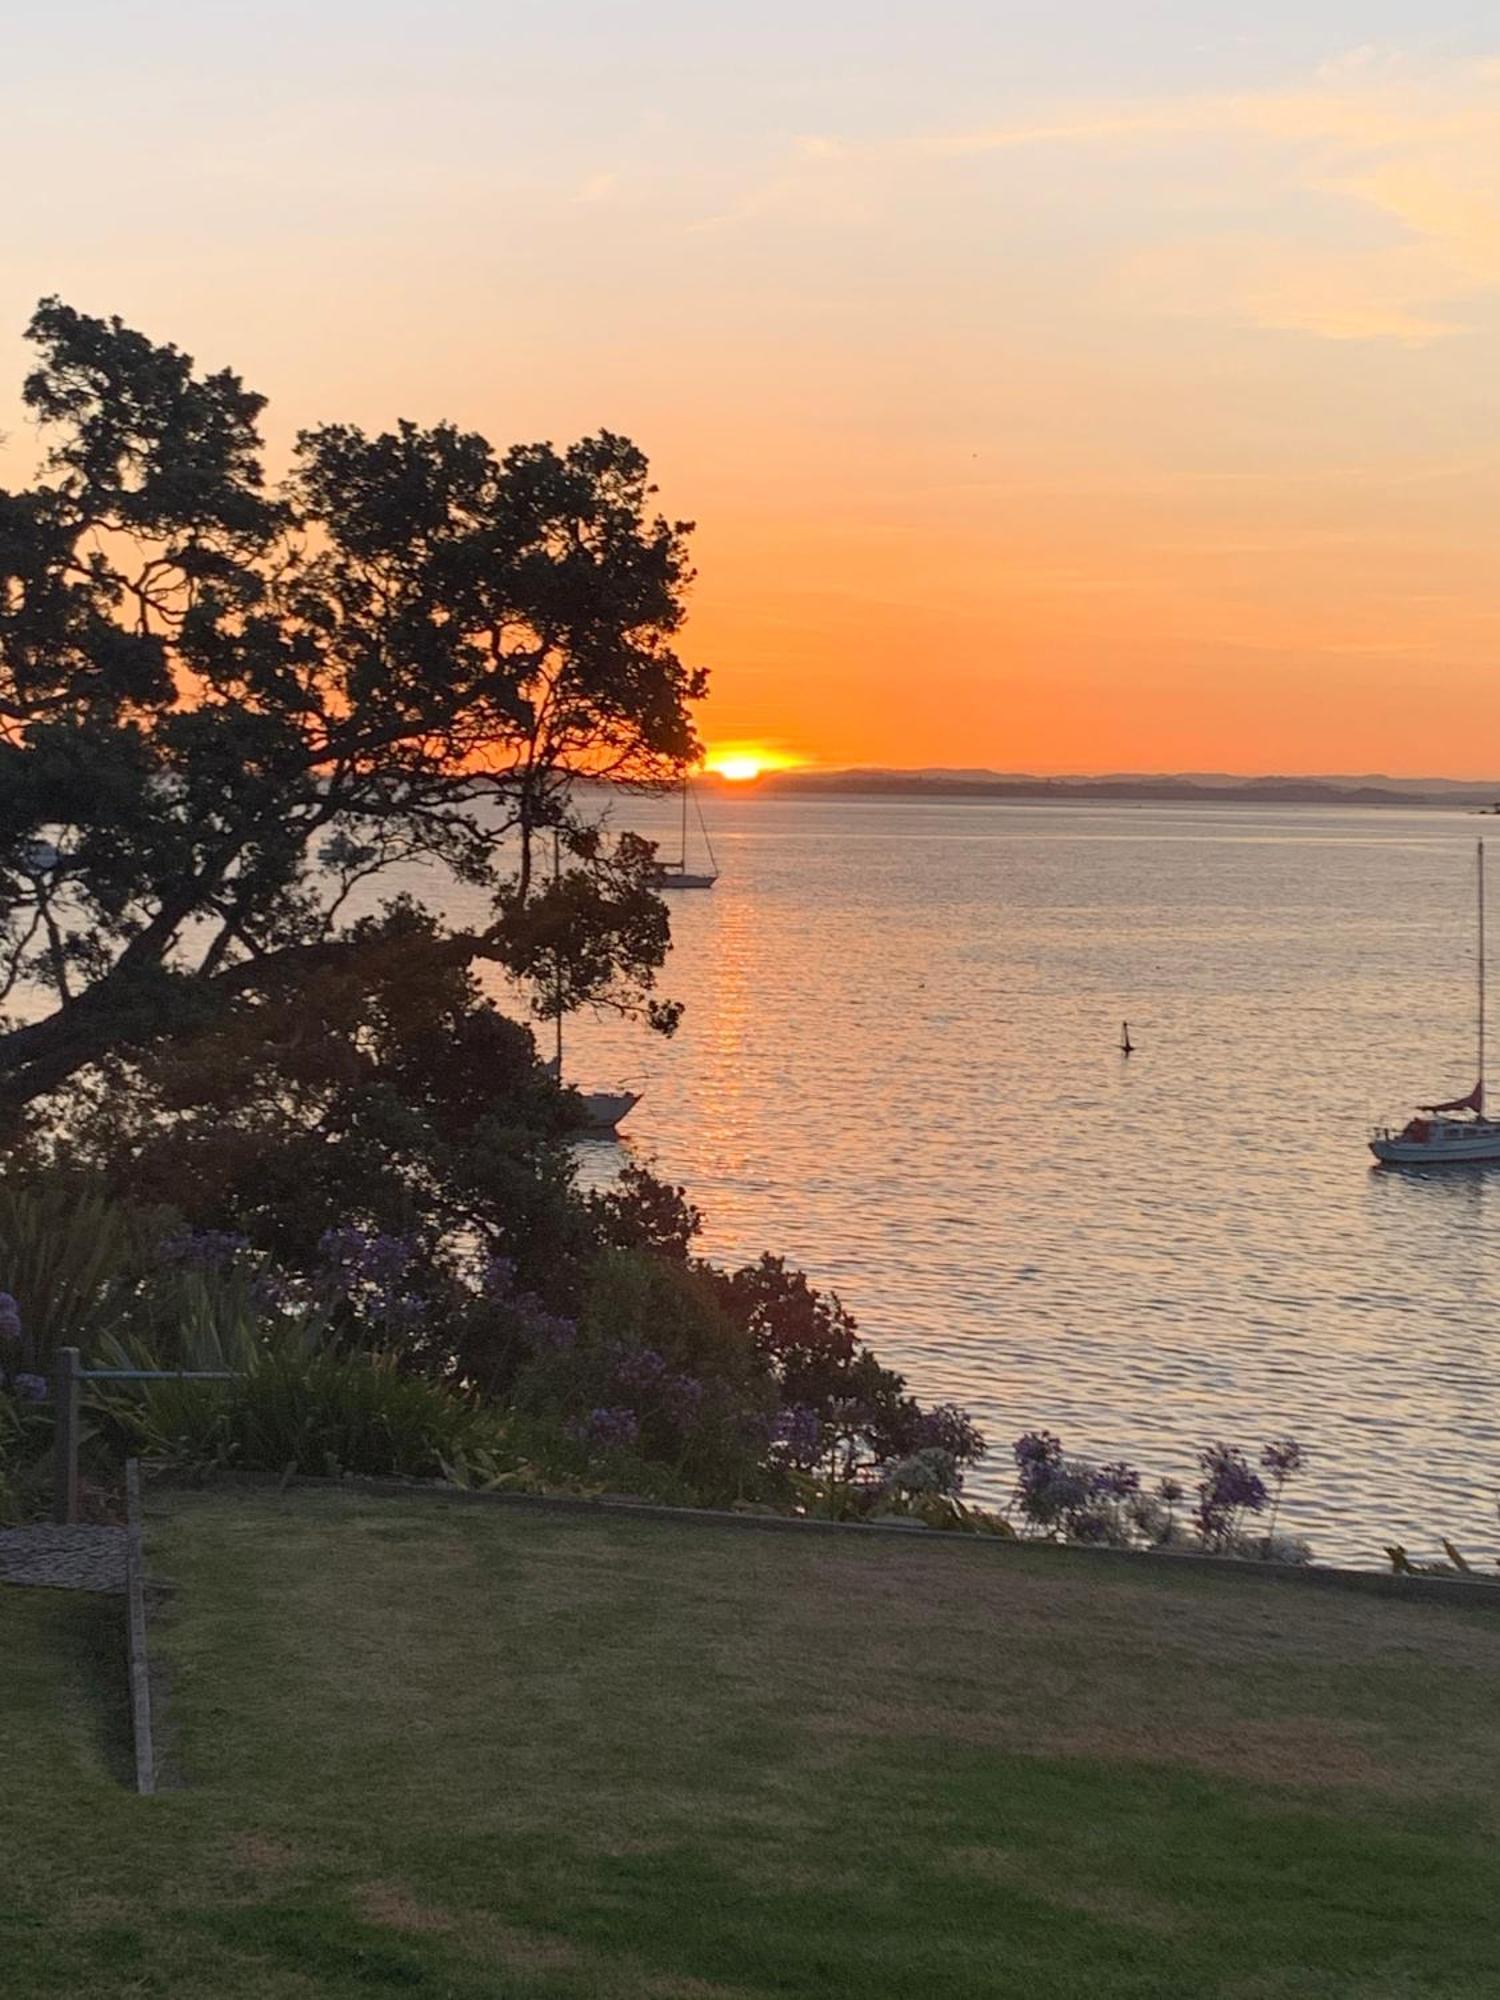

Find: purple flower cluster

[1002,1428,1307,1556]
[536,1313,579,1352]
[160,1228,251,1270]
[1014,1429,1063,1470]
[576,1405,640,1450]
[0,1295,45,1403]
[1092,1461,1142,1501]
[771,1403,823,1468]
[249,1268,298,1314]
[1011,1431,1145,1536]
[479,1250,576,1350]
[600,1345,703,1425]
[317,1226,425,1331]
[609,1344,670,1392]
[1261,1438,1305,1479]
[1194,1442,1269,1545]
[479,1253,518,1299]
[318,1227,418,1289]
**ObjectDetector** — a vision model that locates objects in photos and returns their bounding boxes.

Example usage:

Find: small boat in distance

[1371,840,1500,1164]
[543,1056,640,1136]
[653,775,719,890]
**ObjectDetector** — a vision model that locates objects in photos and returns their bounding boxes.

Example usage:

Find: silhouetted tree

[0,299,703,1122]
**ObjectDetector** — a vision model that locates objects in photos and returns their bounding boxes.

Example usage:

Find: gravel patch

[0,1525,126,1593]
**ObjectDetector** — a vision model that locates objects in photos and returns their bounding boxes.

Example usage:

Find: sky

[4,3,1500,775]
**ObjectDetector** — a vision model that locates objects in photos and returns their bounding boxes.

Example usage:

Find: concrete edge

[147,1467,1500,1611]
[124,1459,155,1797]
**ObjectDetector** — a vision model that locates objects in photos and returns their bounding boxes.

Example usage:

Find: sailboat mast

[1479,839,1486,1109]
[680,775,689,870]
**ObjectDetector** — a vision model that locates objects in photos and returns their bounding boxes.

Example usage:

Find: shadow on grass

[45,1589,136,1791]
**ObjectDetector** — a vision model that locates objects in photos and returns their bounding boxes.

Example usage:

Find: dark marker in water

[1121,1021,1133,1055]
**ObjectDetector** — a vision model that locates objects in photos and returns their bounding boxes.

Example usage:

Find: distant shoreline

[713,771,1500,810]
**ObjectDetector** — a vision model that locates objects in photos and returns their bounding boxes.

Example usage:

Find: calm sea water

[528,797,1499,1567]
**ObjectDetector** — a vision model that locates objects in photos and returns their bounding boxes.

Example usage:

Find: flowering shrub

[0,1296,54,1522]
[769,1403,823,1470]
[567,1406,641,1450]
[159,1229,253,1271]
[315,1227,427,1335]
[516,1250,774,1503]
[0,1293,48,1406]
[1194,1443,1269,1549]
[1011,1433,1153,1545]
[1005,1430,1310,1561]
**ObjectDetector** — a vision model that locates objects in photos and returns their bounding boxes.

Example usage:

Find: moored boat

[1370,841,1500,1164]
[543,832,641,1134]
[652,775,719,889]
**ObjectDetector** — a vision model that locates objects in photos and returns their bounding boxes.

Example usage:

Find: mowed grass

[4,1492,1500,1999]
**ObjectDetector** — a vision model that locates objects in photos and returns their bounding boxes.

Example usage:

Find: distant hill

[735,769,1500,809]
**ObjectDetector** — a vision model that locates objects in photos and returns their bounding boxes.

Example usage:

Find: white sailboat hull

[577,1089,641,1134]
[543,1057,641,1133]
[654,869,718,890]
[1370,1119,1500,1164]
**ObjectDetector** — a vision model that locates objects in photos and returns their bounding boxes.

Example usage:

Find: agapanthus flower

[1013,1429,1063,1470]
[1194,1442,1269,1544]
[609,1345,669,1392]
[159,1228,251,1271]
[249,1269,298,1313]
[664,1374,705,1422]
[771,1403,823,1466]
[0,1292,21,1342]
[318,1226,419,1289]
[8,1371,47,1403]
[1066,1507,1113,1544]
[479,1253,517,1300]
[586,1405,640,1449]
[1260,1438,1305,1479]
[1090,1460,1142,1501]
[1018,1462,1093,1521]
[536,1313,578,1352]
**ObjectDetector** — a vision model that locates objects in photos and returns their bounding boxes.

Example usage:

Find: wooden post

[52,1345,81,1526]
[124,1460,156,1795]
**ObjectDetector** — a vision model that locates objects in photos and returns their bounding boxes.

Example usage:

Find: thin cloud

[708,52,1500,344]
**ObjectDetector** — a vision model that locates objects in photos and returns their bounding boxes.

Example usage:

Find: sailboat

[1370,841,1500,1163]
[545,1001,639,1134]
[653,775,719,890]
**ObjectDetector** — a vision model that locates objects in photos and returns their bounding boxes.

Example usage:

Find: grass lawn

[4,1491,1500,1998]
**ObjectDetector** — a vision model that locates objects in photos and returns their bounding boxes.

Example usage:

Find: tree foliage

[0,298,703,1121]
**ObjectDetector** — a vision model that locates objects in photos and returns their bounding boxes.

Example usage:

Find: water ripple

[499,798,1499,1568]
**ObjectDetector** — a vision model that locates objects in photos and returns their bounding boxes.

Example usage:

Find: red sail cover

[1422,1082,1484,1114]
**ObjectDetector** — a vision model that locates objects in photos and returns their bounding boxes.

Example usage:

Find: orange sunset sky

[5,6,1500,776]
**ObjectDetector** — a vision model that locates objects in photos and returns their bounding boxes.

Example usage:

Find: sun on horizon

[701,745,803,783]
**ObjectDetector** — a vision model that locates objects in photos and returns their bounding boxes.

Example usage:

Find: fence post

[52,1346,81,1526]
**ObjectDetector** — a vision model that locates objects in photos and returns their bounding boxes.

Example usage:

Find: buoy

[1121,1021,1134,1056]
